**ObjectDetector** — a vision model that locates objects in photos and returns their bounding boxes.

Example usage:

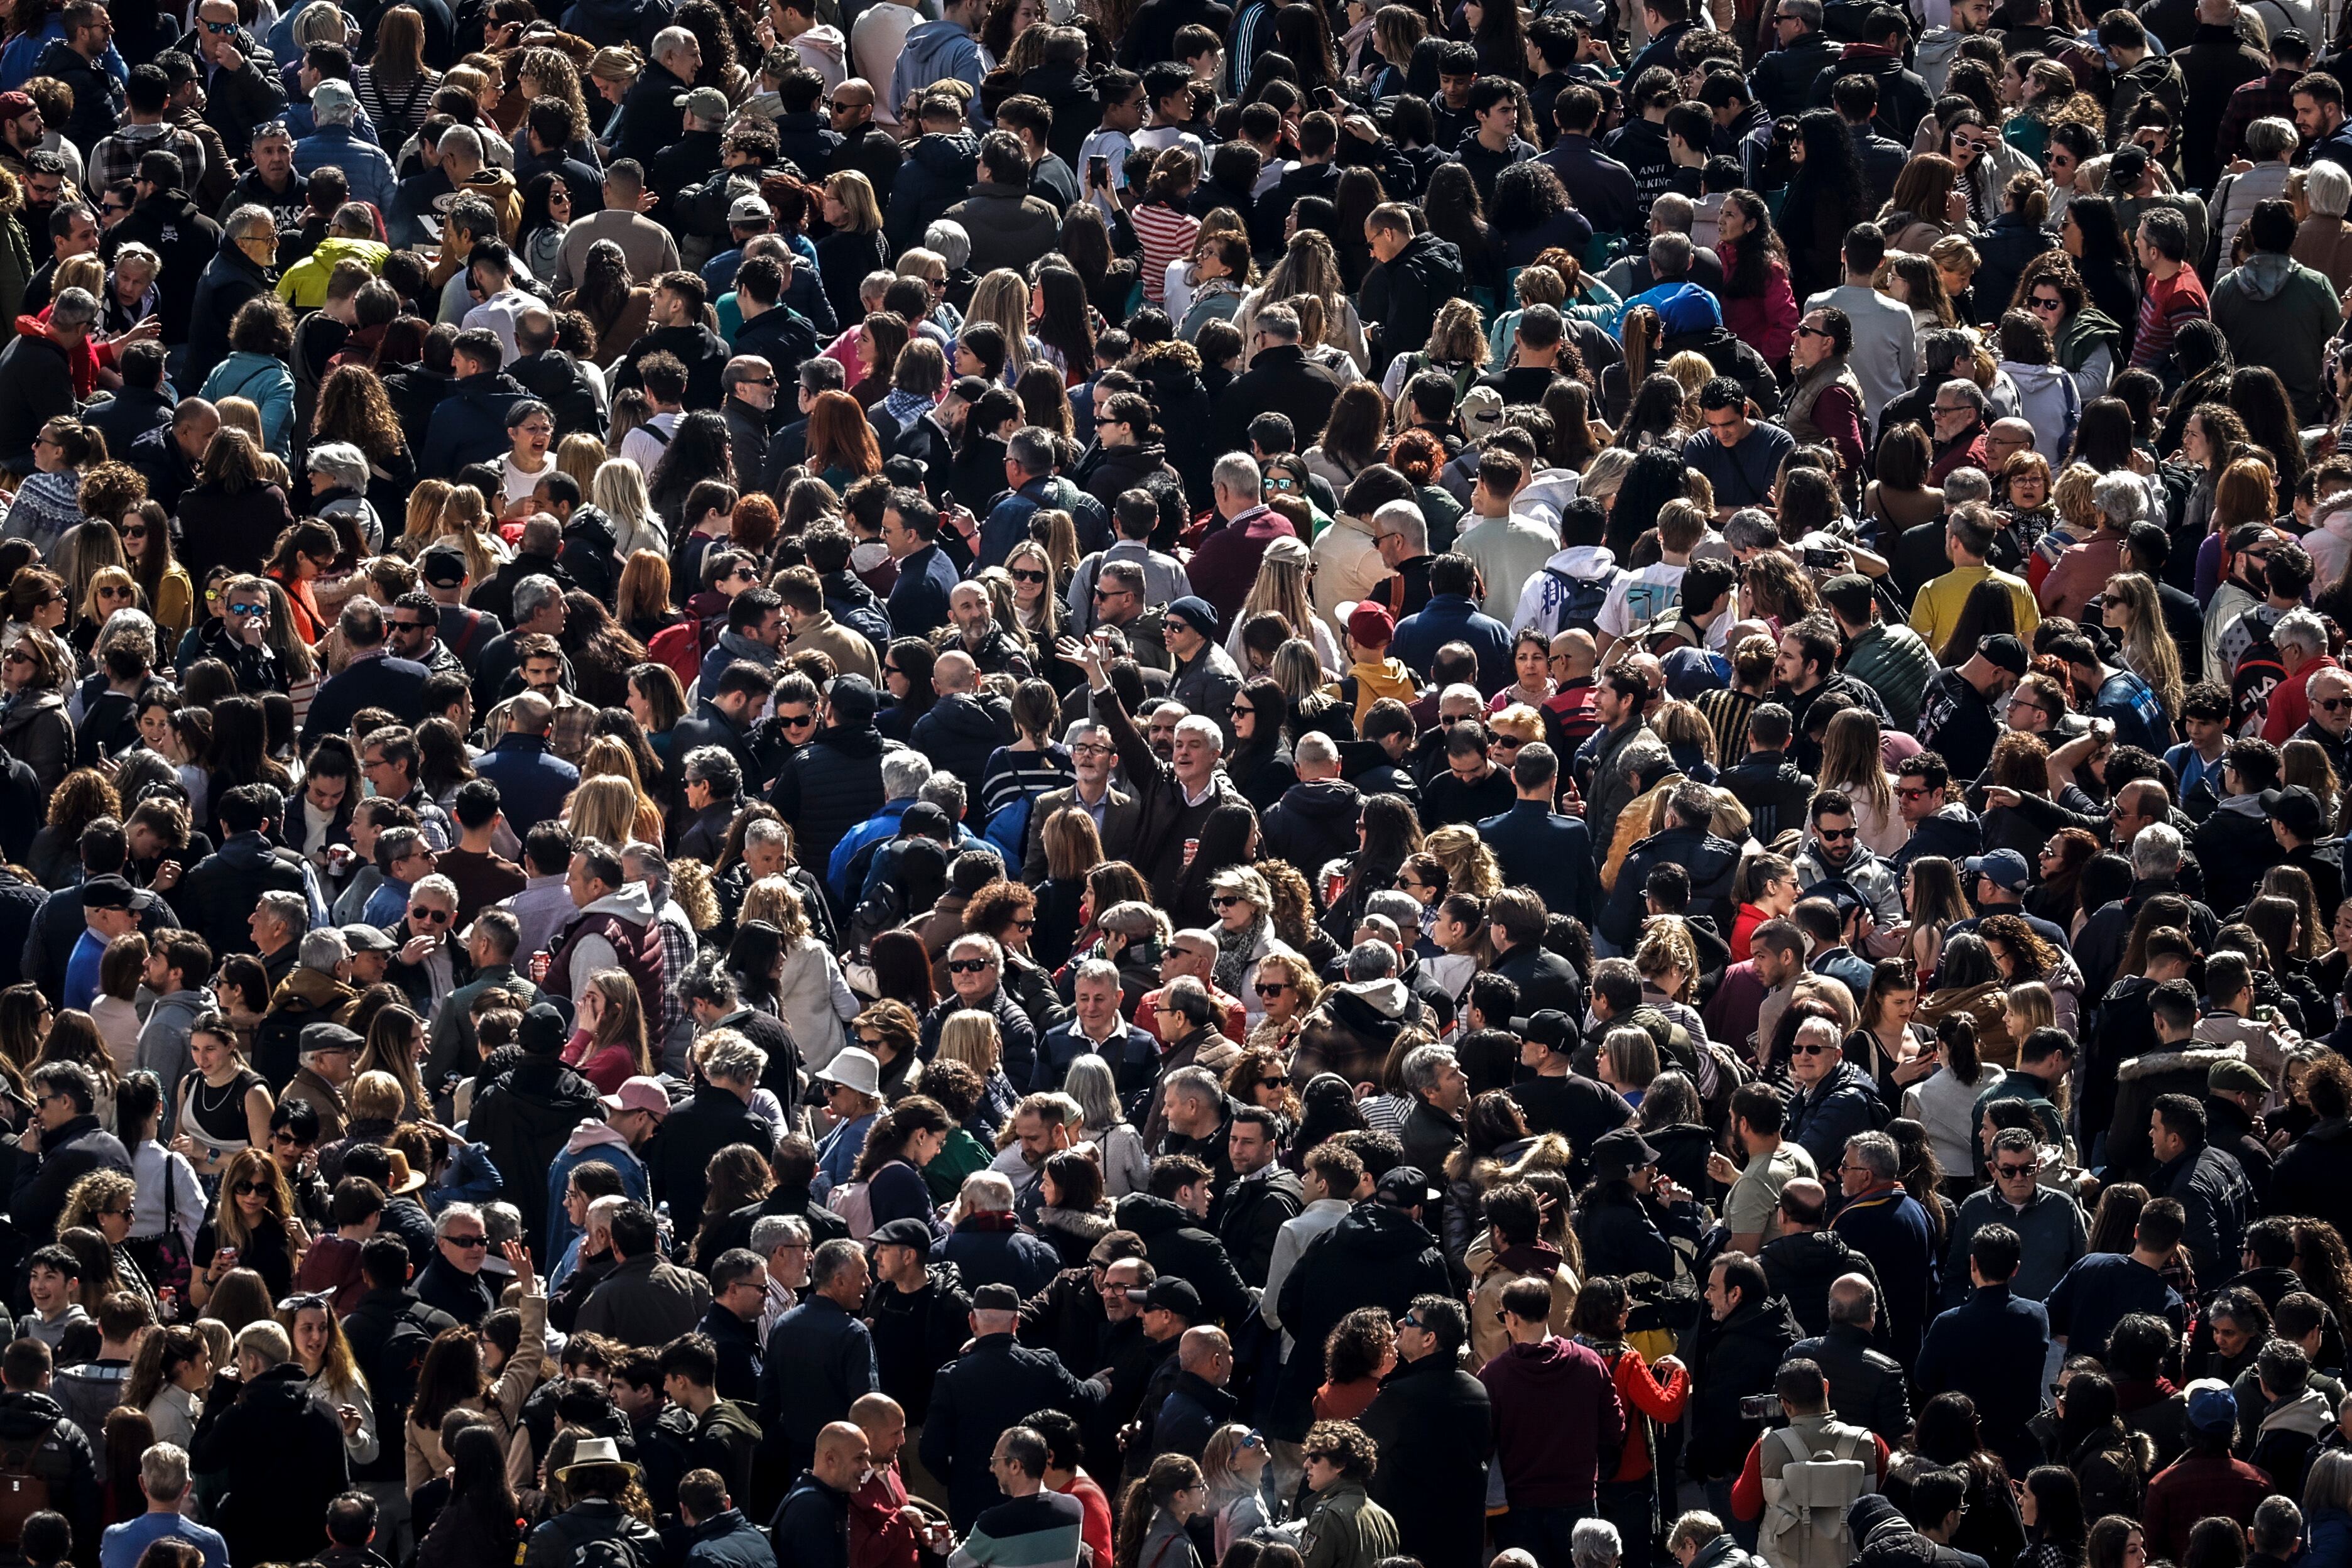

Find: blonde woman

[578,737,665,843]
[1225,536,1341,674]
[1243,947,1320,1059]
[435,484,509,583]
[1818,709,1907,857]
[1422,824,1503,900]
[1235,229,1370,372]
[564,775,643,849]
[398,478,453,555]
[591,459,668,558]
[966,269,1042,379]
[770,876,859,1075]
[935,1008,1019,1133]
[819,172,890,330]
[556,433,607,495]
[280,1293,378,1466]
[2100,572,2186,717]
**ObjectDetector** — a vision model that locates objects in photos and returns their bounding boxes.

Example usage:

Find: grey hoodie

[889,18,989,127]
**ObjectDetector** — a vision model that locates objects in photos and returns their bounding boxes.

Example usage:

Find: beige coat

[405,1289,546,1493]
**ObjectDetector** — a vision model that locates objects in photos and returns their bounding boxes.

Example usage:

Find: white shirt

[1077,127,1136,221]
[503,452,555,508]
[1598,560,1688,640]
[462,285,538,364]
[620,412,681,476]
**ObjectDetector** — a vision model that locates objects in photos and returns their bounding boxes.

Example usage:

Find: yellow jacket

[275,236,389,309]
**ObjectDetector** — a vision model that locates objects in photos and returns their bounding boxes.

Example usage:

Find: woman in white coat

[775,881,861,1077]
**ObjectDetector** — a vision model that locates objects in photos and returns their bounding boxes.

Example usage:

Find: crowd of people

[10,0,2352,1565]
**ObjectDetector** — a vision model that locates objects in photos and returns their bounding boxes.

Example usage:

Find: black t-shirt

[193,1214,295,1301]
[1917,667,2000,783]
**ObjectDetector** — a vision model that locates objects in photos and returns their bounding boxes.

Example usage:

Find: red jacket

[1729,1424,1891,1521]
[2143,1451,2272,1562]
[849,1461,924,1568]
[2264,655,2339,745]
[1591,1339,1688,1483]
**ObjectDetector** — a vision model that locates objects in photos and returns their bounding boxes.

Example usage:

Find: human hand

[1982,785,2022,808]
[338,1403,364,1436]
[401,934,435,965]
[1944,189,1969,226]
[1705,1150,1738,1185]
[152,861,182,891]
[502,1237,537,1295]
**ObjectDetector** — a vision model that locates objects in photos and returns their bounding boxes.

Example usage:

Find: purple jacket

[1476,1334,1626,1508]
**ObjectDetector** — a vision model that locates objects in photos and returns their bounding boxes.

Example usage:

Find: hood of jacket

[1113,1192,1204,1239]
[1489,1333,1597,1384]
[0,1389,67,1442]
[1326,1199,1442,1260]
[1542,543,1617,582]
[580,883,658,925]
[899,18,984,81]
[564,1117,638,1158]
[2004,359,2074,400]
[1331,976,1408,1021]
[793,23,845,63]
[2227,251,2304,301]
[2261,1384,2334,1440]
[1277,777,1361,824]
[2118,1042,2243,1082]
[1851,1495,1942,1568]
[1391,228,1462,277]
[908,129,980,178]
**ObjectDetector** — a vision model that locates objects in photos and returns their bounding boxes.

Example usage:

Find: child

[14,1246,87,1353]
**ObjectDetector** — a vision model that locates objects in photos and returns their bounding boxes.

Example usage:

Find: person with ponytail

[1114,1454,1209,1568]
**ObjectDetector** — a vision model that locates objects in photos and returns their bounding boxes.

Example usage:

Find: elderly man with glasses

[413,1201,500,1326]
[919,932,1042,1089]
[1941,1126,2087,1310]
[383,873,470,1014]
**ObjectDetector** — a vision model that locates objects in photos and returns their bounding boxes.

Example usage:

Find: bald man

[908,646,1015,812]
[1149,1326,1235,1461]
[1783,1271,1910,1442]
[849,1393,950,1558]
[774,1420,873,1568]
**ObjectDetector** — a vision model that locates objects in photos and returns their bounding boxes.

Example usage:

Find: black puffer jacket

[1261,778,1362,885]
[1114,1192,1255,1326]
[1758,1228,1883,1339]
[0,1390,97,1545]
[466,1049,604,1251]
[1361,229,1465,371]
[1685,1290,1802,1479]
[910,691,1015,804]
[1719,749,1817,843]
[768,722,903,888]
[885,131,979,252]
[190,1361,350,1566]
[1602,824,1740,947]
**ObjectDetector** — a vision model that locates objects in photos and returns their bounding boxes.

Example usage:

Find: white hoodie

[2000,360,2081,458]
[1510,542,1619,639]
[792,24,848,92]
[565,883,660,989]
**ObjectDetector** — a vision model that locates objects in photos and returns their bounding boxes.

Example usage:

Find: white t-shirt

[503,452,554,508]
[619,412,680,476]
[1077,127,1136,221]
[1597,562,1688,640]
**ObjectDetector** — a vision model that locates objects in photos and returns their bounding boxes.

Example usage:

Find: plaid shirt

[481,689,597,763]
[2219,68,2300,166]
[88,122,211,199]
[646,895,694,1069]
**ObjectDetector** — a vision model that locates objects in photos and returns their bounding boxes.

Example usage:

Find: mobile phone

[1088,154,1111,186]
[1314,84,1339,110]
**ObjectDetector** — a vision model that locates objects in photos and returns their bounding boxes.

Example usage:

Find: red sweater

[1477,1335,1626,1508]
[1730,1426,1892,1521]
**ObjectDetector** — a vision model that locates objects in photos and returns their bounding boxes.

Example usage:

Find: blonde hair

[1422,824,1502,900]
[967,270,1036,376]
[2103,572,2186,716]
[937,1010,1003,1077]
[827,170,883,235]
[739,874,810,940]
[401,478,453,551]
[2003,980,2055,1037]
[565,775,642,846]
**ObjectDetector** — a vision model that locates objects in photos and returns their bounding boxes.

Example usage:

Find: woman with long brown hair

[312,364,415,518]
[561,241,653,370]
[562,970,654,1094]
[405,1245,547,1491]
[807,389,882,491]
[356,6,440,148]
[190,1145,305,1307]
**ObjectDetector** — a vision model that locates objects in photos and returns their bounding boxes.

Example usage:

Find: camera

[1740,1394,1778,1419]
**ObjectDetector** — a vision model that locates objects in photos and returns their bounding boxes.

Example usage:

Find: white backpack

[1758,1422,1873,1568]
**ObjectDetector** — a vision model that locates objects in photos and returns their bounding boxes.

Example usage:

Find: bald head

[1178,1324,1233,1379]
[1988,417,2034,450]
[1827,1271,1878,1328]
[814,1421,871,1488]
[1550,627,1596,678]
[932,649,978,694]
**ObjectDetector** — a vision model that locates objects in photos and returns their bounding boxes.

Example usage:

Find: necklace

[192,1072,240,1118]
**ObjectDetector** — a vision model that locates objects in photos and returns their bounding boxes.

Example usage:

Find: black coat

[0,329,72,472]
[1787,1320,1910,1440]
[1758,1228,1883,1339]
[2270,1115,2352,1242]
[1214,1166,1304,1288]
[9,1114,129,1246]
[1686,1292,1803,1479]
[1360,1353,1493,1568]
[1359,231,1465,372]
[1752,31,1841,116]
[767,724,901,895]
[1273,1202,1453,1439]
[1720,749,1818,844]
[1114,1192,1255,1326]
[189,1361,350,1566]
[184,233,276,378]
[1214,344,1345,461]
[920,1334,1106,1529]
[104,189,222,350]
[1261,778,1361,886]
[649,1084,774,1253]
[467,1051,606,1253]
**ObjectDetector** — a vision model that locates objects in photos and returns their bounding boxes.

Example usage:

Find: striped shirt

[1130,201,1200,305]
[951,1490,1087,1568]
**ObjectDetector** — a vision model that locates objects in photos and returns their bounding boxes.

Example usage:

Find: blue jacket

[684,1508,776,1568]
[198,352,296,456]
[544,1135,647,1261]
[760,1294,879,1463]
[1391,593,1513,688]
[1598,822,1738,947]
[472,732,582,836]
[921,1334,1104,1530]
[887,543,960,640]
[890,21,989,129]
[1787,1060,1881,1173]
[770,1474,851,1568]
[979,476,1057,569]
[1033,1018,1158,1096]
[1833,1184,1940,1363]
[293,125,398,210]
[1478,800,1598,927]
[300,649,431,751]
[1914,1283,2050,1451]
[937,1216,1062,1298]
[827,797,917,901]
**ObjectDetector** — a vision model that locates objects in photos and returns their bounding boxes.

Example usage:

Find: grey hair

[1941,467,1991,504]
[513,574,562,623]
[111,242,161,278]
[1827,1272,1878,1326]
[2248,116,2299,159]
[1164,1064,1222,1109]
[435,1202,484,1239]
[1722,509,1778,553]
[923,219,972,270]
[1008,425,1055,476]
[49,286,97,329]
[1647,230,1694,276]
[1062,1054,1127,1131]
[1096,900,1168,941]
[1844,1131,1899,1181]
[1650,192,1696,232]
[258,889,308,934]
[1362,890,1422,932]
[1572,1520,1623,1568]
[918,772,966,819]
[1256,303,1301,342]
[2093,471,2146,526]
[1209,864,1270,908]
[960,1169,1016,1212]
[1372,498,1428,552]
[744,817,789,852]
[1401,1043,1457,1096]
[1213,452,1262,498]
[1939,378,1988,415]
[751,1212,810,1254]
[700,1035,768,1087]
[1294,731,1338,767]
[306,440,369,493]
[2275,607,2328,658]
[947,931,1004,964]
[881,750,935,799]
[141,1442,190,1503]
[1779,0,1821,21]
[2131,820,2184,878]
[651,24,697,58]
[809,1236,865,1288]
[2311,160,2352,219]
[1071,957,1123,991]
[1344,939,1400,981]
[224,204,275,240]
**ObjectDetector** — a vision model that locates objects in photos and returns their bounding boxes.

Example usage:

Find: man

[1782,1013,1883,1177]
[1947,850,2071,952]
[577,1200,715,1347]
[1794,790,1905,948]
[1359,1296,1492,1568]
[1079,640,1242,903]
[1916,1224,2054,1473]
[1832,1131,1939,1363]
[942,130,1059,274]
[60,874,153,1016]
[186,1320,349,1568]
[1486,887,1585,1018]
[2045,1196,2186,1364]
[658,1334,763,1506]
[0,1339,98,1554]
[959,1425,1088,1565]
[761,1236,878,1481]
[1918,634,2028,782]
[1019,724,1140,885]
[2147,1093,2253,1285]
[36,1,121,156]
[1783,1273,1910,1442]
[301,597,429,751]
[1474,1272,1625,1565]
[1476,741,1595,927]
[0,285,89,469]
[1817,573,1933,732]
[1188,452,1300,625]
[1214,1106,1300,1288]
[544,837,665,1023]
[2210,200,2336,418]
[771,1420,869,1568]
[1754,0,1841,114]
[1682,378,1796,518]
[2142,1381,2273,1562]
[1686,1252,1802,1520]
[2130,207,2209,374]
[411,1202,499,1326]
[1603,779,1740,952]
[553,160,677,293]
[923,1282,1108,1530]
[1362,201,1466,371]
[1724,1359,1885,1555]
[280,1021,358,1143]
[1540,87,1638,236]
[1807,5,1930,136]
[101,1442,226,1568]
[1714,1082,1817,1258]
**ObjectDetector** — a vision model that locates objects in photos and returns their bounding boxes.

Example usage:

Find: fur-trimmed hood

[2116,1042,2243,1081]
[1035,1204,1114,1246]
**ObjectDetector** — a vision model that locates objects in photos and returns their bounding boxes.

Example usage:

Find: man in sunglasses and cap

[62,874,153,1015]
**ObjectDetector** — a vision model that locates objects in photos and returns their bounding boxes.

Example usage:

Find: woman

[1221,679,1297,815]
[1115,1454,1207,1568]
[1915,932,2013,1066]
[418,1422,523,1568]
[935,1010,1020,1136]
[169,1013,273,1183]
[405,1247,547,1491]
[514,173,574,282]
[191,1145,304,1307]
[2018,1466,2088,1568]
[1314,1307,1396,1422]
[1880,153,1964,254]
[176,428,296,594]
[261,517,339,646]
[1844,957,1934,1108]
[283,1292,378,1466]
[818,172,890,331]
[199,297,298,457]
[1200,1425,1275,1556]
[1718,190,1798,366]
[3,416,101,553]
[1065,1054,1150,1199]
[117,501,192,641]
[1574,1125,1702,1283]
[847,1094,953,1229]
[1819,709,1905,857]
[1915,1393,2027,1568]
[562,241,653,371]
[1133,151,1205,311]
[562,971,655,1094]
[807,388,883,490]
[1901,1010,2003,1195]
[1033,1147,1113,1268]
[977,677,1074,830]
[2061,200,2140,349]
[2064,1385,2154,1525]
[0,624,70,793]
[1730,853,1799,962]
[1981,913,2082,1037]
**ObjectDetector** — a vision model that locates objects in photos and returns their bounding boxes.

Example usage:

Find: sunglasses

[412,907,452,923]
[1259,1075,1290,1089]
[2028,297,2064,312]
[1790,1042,1836,1056]
[444,1233,490,1248]
[1255,982,1290,997]
[391,619,433,633]
[779,711,817,729]
[1009,567,1048,584]
[226,601,266,618]
[946,958,996,974]
[97,585,133,599]
[1893,785,1933,799]
[1816,827,1858,841]
[1794,324,1833,339]
[1993,1162,2036,1178]
[1210,895,1244,908]
[232,1180,270,1195]
[202,16,237,30]
[2321,699,2351,713]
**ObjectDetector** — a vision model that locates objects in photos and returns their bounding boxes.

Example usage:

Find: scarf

[881,386,934,428]
[1214,913,1270,996]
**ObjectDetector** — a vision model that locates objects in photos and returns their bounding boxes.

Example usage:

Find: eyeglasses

[443,1233,490,1248]
[946,958,996,974]
[1304,1451,1335,1465]
[201,16,236,30]
[1010,567,1048,584]
[1072,743,1115,758]
[1259,1074,1291,1089]
[1790,1042,1836,1055]
[412,906,452,923]
[96,585,133,599]
[226,601,266,618]
[391,619,433,633]
[1794,323,1833,339]
[1893,785,1933,799]
[2322,699,2352,712]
